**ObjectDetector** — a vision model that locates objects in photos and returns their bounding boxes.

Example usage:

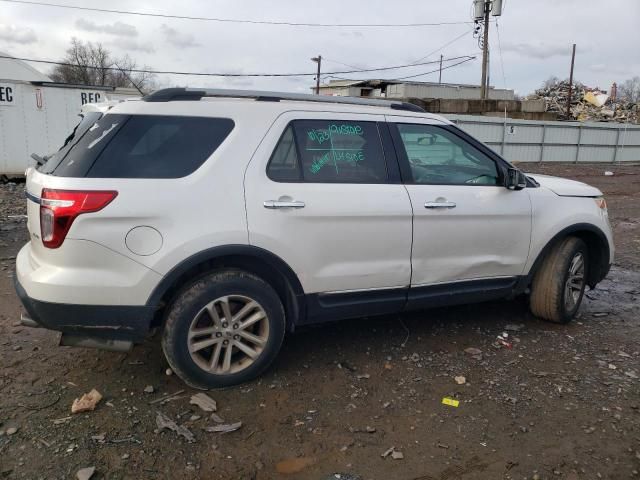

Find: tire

[161,269,286,389]
[530,236,588,323]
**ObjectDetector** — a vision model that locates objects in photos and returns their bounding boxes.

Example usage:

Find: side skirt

[301,277,522,326]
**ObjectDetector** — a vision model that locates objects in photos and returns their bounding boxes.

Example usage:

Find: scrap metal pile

[527,81,638,123]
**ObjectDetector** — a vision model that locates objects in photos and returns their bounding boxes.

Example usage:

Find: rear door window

[267,120,387,183]
[52,114,234,178]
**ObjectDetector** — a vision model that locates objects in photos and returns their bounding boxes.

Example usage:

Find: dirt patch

[1,165,639,480]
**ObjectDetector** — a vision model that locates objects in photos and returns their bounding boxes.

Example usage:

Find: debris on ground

[381,447,395,458]
[76,466,95,480]
[189,393,217,412]
[526,80,639,122]
[210,413,225,423]
[155,411,195,443]
[143,385,154,394]
[495,333,513,349]
[71,389,102,414]
[321,474,362,480]
[381,446,404,459]
[6,427,18,435]
[442,397,460,407]
[464,347,482,356]
[149,389,185,405]
[52,416,72,425]
[454,376,466,385]
[204,421,242,434]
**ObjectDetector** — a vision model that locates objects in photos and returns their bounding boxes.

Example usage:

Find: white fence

[445,114,640,163]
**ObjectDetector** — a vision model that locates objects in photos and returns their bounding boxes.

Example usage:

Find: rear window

[51,114,234,178]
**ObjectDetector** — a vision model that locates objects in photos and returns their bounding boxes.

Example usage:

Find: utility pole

[566,44,576,119]
[479,0,490,100]
[311,55,322,95]
[438,54,443,84]
[475,0,502,100]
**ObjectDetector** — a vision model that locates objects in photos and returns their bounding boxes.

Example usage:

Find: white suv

[15,88,614,389]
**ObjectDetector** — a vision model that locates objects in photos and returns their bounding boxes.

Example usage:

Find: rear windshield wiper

[31,153,48,167]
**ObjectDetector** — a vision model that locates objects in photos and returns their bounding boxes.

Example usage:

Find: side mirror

[505,168,527,190]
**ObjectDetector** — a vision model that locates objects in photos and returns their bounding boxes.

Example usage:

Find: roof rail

[142,87,425,113]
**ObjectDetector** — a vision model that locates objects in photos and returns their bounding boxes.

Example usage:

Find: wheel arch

[526,223,611,289]
[147,245,305,331]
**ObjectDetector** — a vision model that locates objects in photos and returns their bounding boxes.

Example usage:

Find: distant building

[315,79,515,101]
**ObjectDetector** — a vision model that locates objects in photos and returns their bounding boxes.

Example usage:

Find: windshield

[38,111,104,174]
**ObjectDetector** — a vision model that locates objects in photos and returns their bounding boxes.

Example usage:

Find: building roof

[0,52,51,82]
[318,78,511,91]
[318,80,368,88]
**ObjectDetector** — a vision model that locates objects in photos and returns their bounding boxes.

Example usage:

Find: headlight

[594,197,609,220]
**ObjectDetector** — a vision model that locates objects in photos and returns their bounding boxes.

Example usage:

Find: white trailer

[0,79,138,175]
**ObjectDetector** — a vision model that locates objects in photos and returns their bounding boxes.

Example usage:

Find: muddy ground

[0,164,639,480]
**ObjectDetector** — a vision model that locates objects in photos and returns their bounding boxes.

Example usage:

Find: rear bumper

[15,275,154,341]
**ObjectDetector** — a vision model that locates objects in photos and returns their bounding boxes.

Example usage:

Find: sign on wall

[81,92,102,104]
[0,83,15,106]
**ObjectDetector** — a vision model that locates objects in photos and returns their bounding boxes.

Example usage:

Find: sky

[0,0,638,95]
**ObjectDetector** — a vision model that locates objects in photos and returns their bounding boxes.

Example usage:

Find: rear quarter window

[52,114,234,179]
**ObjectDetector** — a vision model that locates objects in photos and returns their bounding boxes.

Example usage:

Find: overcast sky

[0,0,638,95]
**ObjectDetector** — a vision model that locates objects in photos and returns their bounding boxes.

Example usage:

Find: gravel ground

[0,164,639,480]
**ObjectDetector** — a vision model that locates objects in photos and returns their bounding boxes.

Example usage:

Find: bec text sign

[0,84,15,105]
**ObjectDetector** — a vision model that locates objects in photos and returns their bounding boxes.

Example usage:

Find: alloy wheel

[564,252,585,311]
[187,295,269,375]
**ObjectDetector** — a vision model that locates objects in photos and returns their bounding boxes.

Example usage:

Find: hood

[525,173,602,197]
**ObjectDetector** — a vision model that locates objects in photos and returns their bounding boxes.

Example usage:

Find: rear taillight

[40,189,117,248]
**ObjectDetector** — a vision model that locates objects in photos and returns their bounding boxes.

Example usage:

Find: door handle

[264,200,306,209]
[424,201,456,209]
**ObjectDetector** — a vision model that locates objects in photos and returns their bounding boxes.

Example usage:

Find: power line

[495,19,507,89]
[324,28,474,74]
[391,57,477,80]
[0,54,474,77]
[319,57,476,83]
[411,28,475,64]
[0,0,475,28]
[322,58,365,70]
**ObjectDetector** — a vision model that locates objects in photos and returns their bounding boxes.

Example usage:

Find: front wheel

[161,270,286,389]
[530,237,588,323]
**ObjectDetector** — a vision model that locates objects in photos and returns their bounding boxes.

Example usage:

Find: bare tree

[618,77,640,103]
[542,76,561,89]
[50,38,155,92]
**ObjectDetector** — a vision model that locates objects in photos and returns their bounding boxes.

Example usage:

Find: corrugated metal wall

[446,114,640,163]
[388,83,514,100]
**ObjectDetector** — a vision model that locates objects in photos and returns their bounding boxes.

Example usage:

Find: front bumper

[15,275,154,341]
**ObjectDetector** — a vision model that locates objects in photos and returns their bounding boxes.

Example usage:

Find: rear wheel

[162,270,286,389]
[530,237,588,323]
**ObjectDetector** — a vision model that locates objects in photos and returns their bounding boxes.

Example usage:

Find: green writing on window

[307,129,330,144]
[304,123,366,174]
[310,152,331,174]
[329,124,363,136]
